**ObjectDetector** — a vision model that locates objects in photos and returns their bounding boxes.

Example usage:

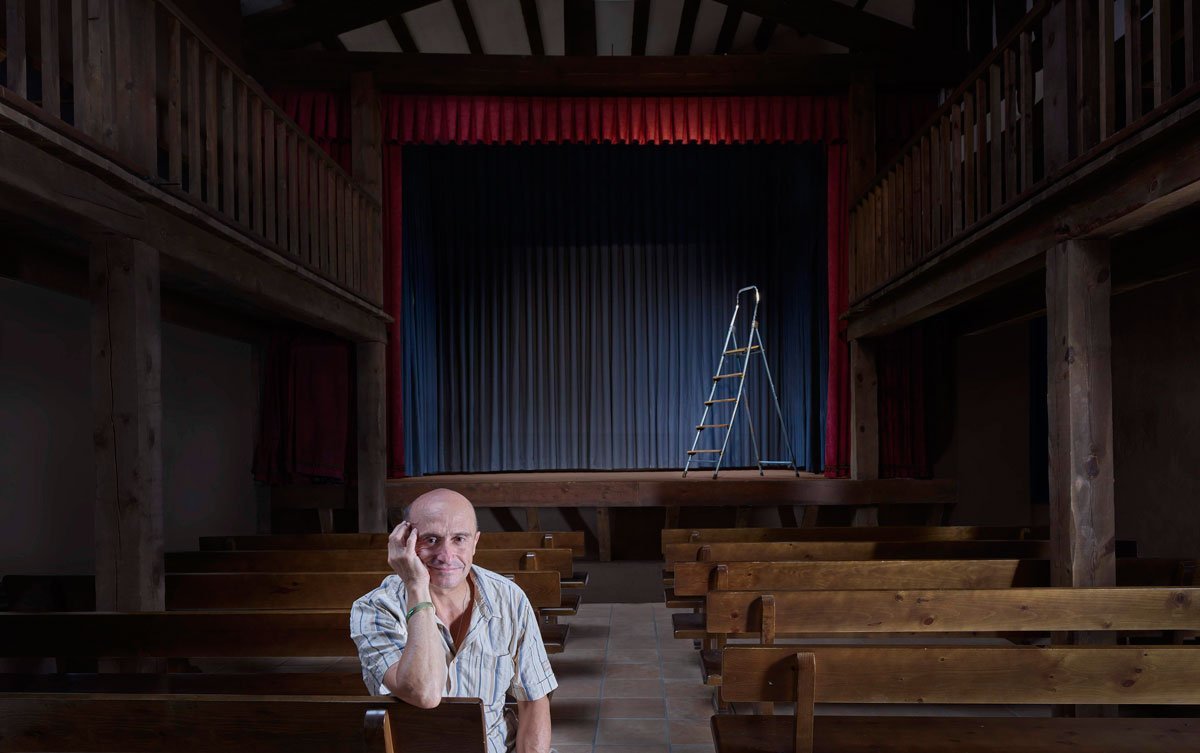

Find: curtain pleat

[401,143,826,475]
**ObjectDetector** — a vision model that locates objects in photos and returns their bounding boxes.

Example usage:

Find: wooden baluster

[326,166,336,277]
[236,83,249,224]
[1125,0,1143,122]
[1043,0,1072,172]
[204,53,219,209]
[8,0,28,98]
[1020,31,1035,191]
[1005,47,1019,201]
[896,161,907,273]
[1098,0,1115,138]
[308,147,320,268]
[904,155,914,269]
[263,109,275,243]
[292,137,304,261]
[186,36,201,200]
[951,103,963,234]
[849,206,858,300]
[963,91,976,226]
[338,177,348,285]
[883,173,893,281]
[220,67,235,215]
[165,16,181,186]
[920,135,931,257]
[975,77,988,217]
[1152,0,1172,106]
[40,0,60,118]
[1186,0,1200,86]
[113,0,156,174]
[373,206,384,304]
[1076,0,1100,153]
[941,114,952,239]
[930,123,942,248]
[989,64,1002,213]
[274,121,288,251]
[71,0,89,129]
[351,193,360,295]
[250,97,263,236]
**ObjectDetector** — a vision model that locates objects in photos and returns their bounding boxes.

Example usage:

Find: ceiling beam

[715,2,743,55]
[675,0,701,55]
[632,0,651,56]
[710,0,917,52]
[451,0,483,55]
[250,51,961,95]
[564,0,596,56]
[753,18,777,51]
[244,0,438,50]
[386,14,419,54]
[519,0,545,56]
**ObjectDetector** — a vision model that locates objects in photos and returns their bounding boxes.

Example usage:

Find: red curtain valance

[381,95,847,145]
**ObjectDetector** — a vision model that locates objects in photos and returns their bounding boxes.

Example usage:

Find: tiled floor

[547,601,715,753]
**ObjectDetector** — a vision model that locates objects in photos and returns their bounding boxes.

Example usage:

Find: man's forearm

[516,696,552,753]
[383,585,445,708]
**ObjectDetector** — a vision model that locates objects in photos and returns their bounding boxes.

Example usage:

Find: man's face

[409,499,480,592]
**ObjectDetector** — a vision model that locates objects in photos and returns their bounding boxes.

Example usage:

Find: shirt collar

[469,565,498,621]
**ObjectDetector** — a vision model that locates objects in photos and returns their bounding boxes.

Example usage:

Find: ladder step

[696,424,730,430]
[687,449,722,455]
[712,372,744,381]
[724,346,762,355]
[705,398,737,405]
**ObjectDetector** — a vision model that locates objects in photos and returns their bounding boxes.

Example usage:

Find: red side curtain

[878,326,930,479]
[823,143,850,478]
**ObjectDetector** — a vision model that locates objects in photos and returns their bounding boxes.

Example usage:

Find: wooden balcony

[847,0,1200,338]
[0,0,385,340]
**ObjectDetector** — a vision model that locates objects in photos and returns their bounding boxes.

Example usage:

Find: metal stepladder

[684,286,800,478]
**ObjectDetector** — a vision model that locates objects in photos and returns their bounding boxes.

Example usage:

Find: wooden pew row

[661,524,1047,552]
[201,530,586,557]
[0,693,487,753]
[0,672,367,694]
[667,557,1195,608]
[165,548,588,588]
[715,645,1200,753]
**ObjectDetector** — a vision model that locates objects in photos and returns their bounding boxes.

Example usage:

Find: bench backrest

[706,587,1200,638]
[200,531,586,556]
[673,557,1195,596]
[0,693,486,753]
[664,539,1056,570]
[721,644,1200,706]
[165,548,574,578]
[661,525,1045,551]
[0,672,367,695]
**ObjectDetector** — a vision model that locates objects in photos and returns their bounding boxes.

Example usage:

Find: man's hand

[388,522,430,589]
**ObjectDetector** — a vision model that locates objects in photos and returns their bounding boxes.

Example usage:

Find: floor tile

[663,679,714,699]
[605,663,662,681]
[606,648,661,664]
[594,747,668,753]
[552,698,600,720]
[551,718,599,744]
[556,676,604,698]
[602,678,665,698]
[595,718,669,746]
[668,719,713,745]
[666,696,717,720]
[670,744,716,753]
[600,697,666,719]
[551,745,594,753]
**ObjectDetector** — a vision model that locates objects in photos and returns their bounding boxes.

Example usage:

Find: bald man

[350,489,557,753]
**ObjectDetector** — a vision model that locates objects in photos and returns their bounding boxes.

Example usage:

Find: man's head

[404,488,480,592]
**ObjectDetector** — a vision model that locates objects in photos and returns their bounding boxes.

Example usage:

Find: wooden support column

[91,236,164,612]
[1046,239,1115,589]
[850,338,880,526]
[356,340,387,533]
[350,71,383,202]
[847,67,877,201]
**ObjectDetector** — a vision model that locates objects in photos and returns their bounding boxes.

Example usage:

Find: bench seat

[541,622,570,654]
[711,714,1200,753]
[672,611,706,639]
[664,588,703,610]
[540,593,582,618]
[561,571,589,589]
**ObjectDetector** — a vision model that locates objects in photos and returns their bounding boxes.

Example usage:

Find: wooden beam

[709,0,917,52]
[350,72,382,202]
[1046,239,1115,589]
[676,0,701,55]
[519,0,545,56]
[250,51,959,94]
[451,0,483,55]
[564,0,597,56]
[91,235,164,613]
[715,2,743,55]
[244,0,439,50]
[848,69,876,202]
[849,339,879,481]
[1041,0,1076,174]
[386,13,419,53]
[753,18,777,51]
[632,0,650,55]
[357,341,387,533]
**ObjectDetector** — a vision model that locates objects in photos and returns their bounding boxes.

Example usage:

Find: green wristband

[405,601,434,621]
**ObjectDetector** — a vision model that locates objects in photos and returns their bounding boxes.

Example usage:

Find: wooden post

[91,235,164,612]
[356,340,387,533]
[596,507,612,562]
[1042,0,1077,175]
[1046,239,1115,590]
[850,337,880,523]
[351,72,383,203]
[112,0,157,174]
[847,67,876,201]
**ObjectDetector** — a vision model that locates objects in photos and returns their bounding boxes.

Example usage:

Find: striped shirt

[350,565,558,753]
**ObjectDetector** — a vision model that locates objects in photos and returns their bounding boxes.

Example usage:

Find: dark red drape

[878,325,931,479]
[381,94,851,477]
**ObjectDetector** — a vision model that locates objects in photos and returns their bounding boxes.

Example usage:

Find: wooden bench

[714,644,1200,753]
[661,524,1046,552]
[0,693,487,753]
[200,531,586,557]
[164,548,588,588]
[667,557,1196,608]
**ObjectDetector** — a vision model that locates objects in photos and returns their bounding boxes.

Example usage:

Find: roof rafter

[709,0,916,52]
[451,0,483,55]
[715,2,743,55]
[519,0,545,55]
[244,0,439,50]
[675,0,701,55]
[631,0,651,56]
[564,0,597,56]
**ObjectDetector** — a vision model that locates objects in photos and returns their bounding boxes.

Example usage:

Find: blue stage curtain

[402,143,827,475]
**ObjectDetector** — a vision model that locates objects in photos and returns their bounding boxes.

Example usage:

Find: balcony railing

[1,0,383,308]
[849,0,1200,304]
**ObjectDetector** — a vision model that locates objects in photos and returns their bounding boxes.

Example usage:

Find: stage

[385,470,956,560]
